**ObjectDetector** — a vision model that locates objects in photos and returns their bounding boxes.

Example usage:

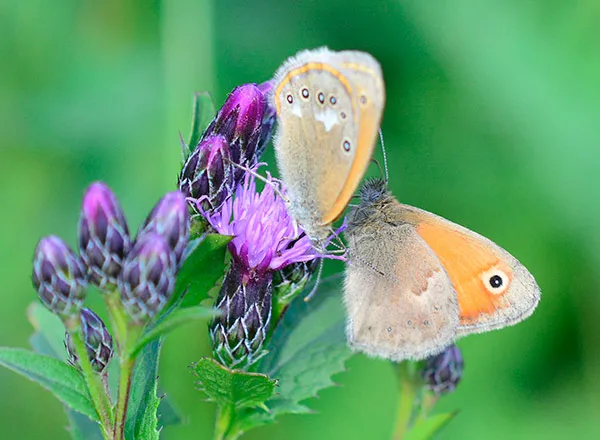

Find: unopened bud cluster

[178,81,275,216]
[32,183,190,323]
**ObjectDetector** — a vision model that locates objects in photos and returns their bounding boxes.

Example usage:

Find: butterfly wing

[344,210,459,361]
[397,204,541,335]
[272,48,384,240]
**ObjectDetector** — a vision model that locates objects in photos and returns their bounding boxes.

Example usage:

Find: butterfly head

[345,178,392,229]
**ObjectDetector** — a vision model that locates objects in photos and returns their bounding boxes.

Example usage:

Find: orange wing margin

[415,220,514,326]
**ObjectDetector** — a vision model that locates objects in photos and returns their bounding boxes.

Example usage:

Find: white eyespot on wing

[315,107,339,132]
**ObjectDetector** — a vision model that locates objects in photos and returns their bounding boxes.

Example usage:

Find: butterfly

[343,178,541,361]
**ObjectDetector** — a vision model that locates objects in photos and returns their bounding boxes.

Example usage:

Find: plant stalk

[213,404,233,440]
[393,361,420,440]
[105,290,129,349]
[113,355,135,440]
[66,317,114,439]
[113,322,142,440]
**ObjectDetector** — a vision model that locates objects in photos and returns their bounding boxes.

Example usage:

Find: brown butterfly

[271,47,385,245]
[344,178,540,361]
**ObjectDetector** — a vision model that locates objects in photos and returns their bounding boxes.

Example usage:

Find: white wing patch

[315,108,339,132]
[291,103,302,117]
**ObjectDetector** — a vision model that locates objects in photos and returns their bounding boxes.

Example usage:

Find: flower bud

[272,258,319,304]
[32,236,87,318]
[137,191,190,268]
[202,84,264,181]
[255,80,276,160]
[78,182,131,289]
[421,344,464,395]
[65,308,114,373]
[179,134,232,215]
[118,233,177,322]
[209,260,273,369]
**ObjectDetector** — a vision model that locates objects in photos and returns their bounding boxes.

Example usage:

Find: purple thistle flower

[32,236,87,318]
[137,191,190,268]
[65,308,114,373]
[118,233,177,322]
[206,173,320,369]
[78,182,131,289]
[205,173,319,275]
[422,344,464,395]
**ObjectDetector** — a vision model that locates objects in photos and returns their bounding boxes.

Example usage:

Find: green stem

[417,391,439,422]
[66,317,114,439]
[105,290,128,349]
[113,355,135,440]
[393,362,420,440]
[213,404,233,440]
[104,290,143,440]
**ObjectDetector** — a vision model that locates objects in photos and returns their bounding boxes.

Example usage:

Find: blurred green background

[2,0,599,438]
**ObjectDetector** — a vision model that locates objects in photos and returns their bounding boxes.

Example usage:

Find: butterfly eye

[481,268,510,295]
[286,94,293,104]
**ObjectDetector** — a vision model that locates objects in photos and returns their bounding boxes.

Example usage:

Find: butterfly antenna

[371,158,385,179]
[304,258,324,302]
[378,129,389,184]
[225,158,290,203]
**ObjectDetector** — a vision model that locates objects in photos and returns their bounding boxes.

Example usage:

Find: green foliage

[255,277,349,417]
[194,358,277,410]
[27,302,67,358]
[194,358,277,438]
[405,412,458,440]
[25,293,192,438]
[130,306,218,358]
[0,348,98,421]
[206,275,353,436]
[27,303,106,437]
[171,234,231,309]
[125,340,162,440]
[67,411,105,440]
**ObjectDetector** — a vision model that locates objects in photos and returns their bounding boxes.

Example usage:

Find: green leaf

[157,393,183,430]
[193,357,277,410]
[405,412,458,440]
[125,340,162,440]
[27,302,66,359]
[67,410,104,440]
[130,306,218,358]
[0,347,98,422]
[172,234,231,309]
[234,274,352,433]
[27,303,105,438]
[186,91,217,157]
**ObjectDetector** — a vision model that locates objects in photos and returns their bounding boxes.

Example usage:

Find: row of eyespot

[285,88,369,106]
[286,89,337,105]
